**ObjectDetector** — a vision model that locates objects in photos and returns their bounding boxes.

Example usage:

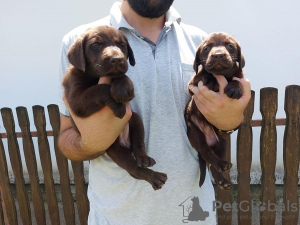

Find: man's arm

[58,103,131,161]
[189,75,251,131]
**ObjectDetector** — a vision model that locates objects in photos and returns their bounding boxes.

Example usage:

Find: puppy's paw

[107,102,126,118]
[135,153,156,168]
[202,74,219,92]
[111,83,134,103]
[216,160,232,172]
[216,177,233,190]
[150,172,168,190]
[224,81,243,99]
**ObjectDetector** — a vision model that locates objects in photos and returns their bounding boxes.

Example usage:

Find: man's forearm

[58,127,106,161]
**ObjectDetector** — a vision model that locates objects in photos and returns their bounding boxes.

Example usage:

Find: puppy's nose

[212,53,225,59]
[109,56,121,65]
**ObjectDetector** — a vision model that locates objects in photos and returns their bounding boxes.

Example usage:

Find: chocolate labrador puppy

[63,26,167,190]
[185,32,245,190]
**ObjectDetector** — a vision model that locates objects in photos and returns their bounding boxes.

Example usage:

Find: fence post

[1,108,32,225]
[17,106,47,225]
[216,134,232,225]
[33,105,60,225]
[236,90,255,225]
[282,85,300,225]
[72,161,89,225]
[260,87,278,225]
[0,130,17,225]
[48,104,76,225]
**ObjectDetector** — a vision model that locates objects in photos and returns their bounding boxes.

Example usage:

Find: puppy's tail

[198,154,207,187]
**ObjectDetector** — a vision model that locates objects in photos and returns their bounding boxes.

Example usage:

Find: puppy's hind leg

[129,112,156,167]
[210,137,232,190]
[187,121,226,171]
[198,153,207,187]
[106,140,167,190]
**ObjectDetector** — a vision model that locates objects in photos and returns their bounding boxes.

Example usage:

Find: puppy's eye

[91,43,101,49]
[120,43,126,48]
[227,43,234,49]
[203,46,210,52]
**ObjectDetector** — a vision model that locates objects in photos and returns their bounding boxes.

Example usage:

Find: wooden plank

[260,88,278,225]
[48,104,76,225]
[217,134,232,225]
[1,131,53,138]
[236,90,255,225]
[252,118,286,127]
[1,108,32,225]
[0,119,287,138]
[282,85,300,225]
[32,105,60,225]
[0,136,17,225]
[0,187,4,225]
[72,161,89,225]
[16,107,46,225]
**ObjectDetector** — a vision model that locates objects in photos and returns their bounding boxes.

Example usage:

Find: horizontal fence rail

[0,85,299,225]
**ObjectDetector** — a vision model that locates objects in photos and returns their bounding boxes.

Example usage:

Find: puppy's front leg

[69,84,126,119]
[224,80,243,99]
[111,75,134,103]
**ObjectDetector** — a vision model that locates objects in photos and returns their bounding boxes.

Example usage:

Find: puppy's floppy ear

[237,44,245,70]
[67,36,86,72]
[127,41,135,66]
[193,47,202,73]
[118,30,135,66]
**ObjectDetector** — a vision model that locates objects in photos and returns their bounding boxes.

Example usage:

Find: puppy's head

[67,25,135,78]
[193,32,245,78]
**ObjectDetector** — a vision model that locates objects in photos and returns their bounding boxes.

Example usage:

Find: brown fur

[185,32,245,190]
[63,26,167,190]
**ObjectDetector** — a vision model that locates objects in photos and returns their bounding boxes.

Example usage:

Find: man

[58,0,251,224]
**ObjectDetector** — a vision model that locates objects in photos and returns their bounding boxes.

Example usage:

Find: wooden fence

[0,85,299,225]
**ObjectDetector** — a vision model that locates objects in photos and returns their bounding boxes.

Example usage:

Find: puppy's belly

[190,115,219,146]
[118,123,131,148]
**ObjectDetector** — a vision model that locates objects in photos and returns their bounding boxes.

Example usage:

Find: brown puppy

[185,32,245,190]
[63,26,167,190]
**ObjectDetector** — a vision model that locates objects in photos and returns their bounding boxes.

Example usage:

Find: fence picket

[217,134,232,225]
[16,106,46,225]
[72,161,89,225]
[32,105,60,225]
[236,91,255,225]
[0,135,17,225]
[1,108,32,225]
[0,192,4,225]
[48,104,76,225]
[282,85,300,225]
[260,88,278,225]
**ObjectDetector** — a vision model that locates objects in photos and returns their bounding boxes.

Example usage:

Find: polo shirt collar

[110,2,181,30]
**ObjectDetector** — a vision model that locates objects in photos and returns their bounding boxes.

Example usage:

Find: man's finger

[189,84,213,107]
[213,75,228,93]
[197,81,219,102]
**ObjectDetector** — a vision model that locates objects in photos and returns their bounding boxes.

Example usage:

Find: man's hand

[189,75,251,131]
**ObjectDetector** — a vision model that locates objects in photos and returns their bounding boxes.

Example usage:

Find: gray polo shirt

[58,2,216,224]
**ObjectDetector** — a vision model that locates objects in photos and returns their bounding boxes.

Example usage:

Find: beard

[127,0,174,19]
